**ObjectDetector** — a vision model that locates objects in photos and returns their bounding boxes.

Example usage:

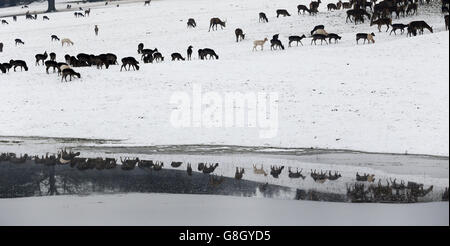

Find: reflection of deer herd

[1,150,447,202]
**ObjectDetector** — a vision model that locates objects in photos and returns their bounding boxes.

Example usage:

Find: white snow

[0,0,448,156]
[0,193,447,225]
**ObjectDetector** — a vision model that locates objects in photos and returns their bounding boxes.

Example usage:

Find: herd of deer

[1,0,448,78]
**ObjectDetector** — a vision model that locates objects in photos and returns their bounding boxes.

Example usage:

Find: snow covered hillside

[0,0,449,156]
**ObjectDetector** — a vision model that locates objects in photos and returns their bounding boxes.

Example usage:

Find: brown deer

[253,165,268,176]
[371,17,392,32]
[209,17,226,31]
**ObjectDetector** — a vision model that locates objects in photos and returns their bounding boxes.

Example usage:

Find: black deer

[276,9,291,17]
[235,28,245,42]
[259,12,268,22]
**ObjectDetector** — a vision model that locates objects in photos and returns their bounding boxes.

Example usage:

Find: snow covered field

[0,0,448,156]
[0,0,449,226]
[0,193,447,225]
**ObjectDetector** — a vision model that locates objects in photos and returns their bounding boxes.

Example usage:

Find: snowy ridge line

[1,135,449,158]
[0,0,152,18]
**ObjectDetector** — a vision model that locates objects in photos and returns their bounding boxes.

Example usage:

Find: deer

[171,53,185,61]
[310,25,325,35]
[187,45,193,60]
[171,161,183,168]
[153,162,164,171]
[276,9,291,17]
[15,39,25,46]
[288,35,306,47]
[310,0,322,11]
[390,23,408,35]
[327,3,338,10]
[45,60,59,74]
[141,48,158,60]
[406,3,418,16]
[253,165,268,176]
[187,163,193,176]
[409,21,433,35]
[356,32,375,44]
[209,17,226,31]
[288,168,306,179]
[51,35,60,41]
[270,166,284,178]
[138,160,154,169]
[311,34,328,45]
[137,43,144,54]
[235,28,245,42]
[9,60,28,71]
[61,38,74,46]
[371,17,392,32]
[35,51,48,66]
[120,157,140,170]
[298,5,311,14]
[310,170,328,183]
[253,38,268,51]
[198,162,205,171]
[327,171,342,181]
[187,18,196,28]
[199,48,219,59]
[120,57,140,71]
[259,12,268,22]
[327,33,342,43]
[203,163,219,174]
[61,68,81,82]
[235,167,245,180]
